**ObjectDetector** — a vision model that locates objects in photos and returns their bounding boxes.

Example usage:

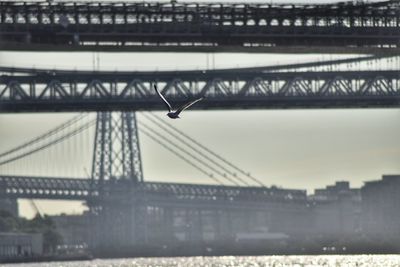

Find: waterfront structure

[308,181,362,237]
[0,233,43,260]
[51,213,90,247]
[0,110,399,254]
[361,175,400,240]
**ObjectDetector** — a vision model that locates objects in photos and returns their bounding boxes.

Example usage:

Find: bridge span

[1,69,399,112]
[0,0,399,53]
[0,174,309,255]
[1,2,399,251]
[0,109,312,254]
[0,175,305,205]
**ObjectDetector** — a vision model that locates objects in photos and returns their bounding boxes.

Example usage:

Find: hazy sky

[0,1,399,217]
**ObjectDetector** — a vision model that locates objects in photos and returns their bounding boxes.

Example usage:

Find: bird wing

[154,85,172,112]
[175,97,204,115]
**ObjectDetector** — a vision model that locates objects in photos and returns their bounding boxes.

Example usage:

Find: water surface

[2,255,399,267]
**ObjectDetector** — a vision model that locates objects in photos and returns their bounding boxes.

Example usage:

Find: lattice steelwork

[0,1,399,53]
[0,175,306,204]
[91,112,143,184]
[0,175,95,200]
[0,70,399,112]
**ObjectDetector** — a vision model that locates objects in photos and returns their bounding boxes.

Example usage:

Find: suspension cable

[0,119,96,166]
[0,113,87,158]
[147,112,265,187]
[139,127,225,185]
[0,55,393,75]
[139,121,240,186]
[264,55,393,73]
[141,113,250,186]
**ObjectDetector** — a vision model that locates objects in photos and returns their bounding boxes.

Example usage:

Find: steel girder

[0,71,399,112]
[0,1,399,53]
[0,175,306,205]
[0,175,95,200]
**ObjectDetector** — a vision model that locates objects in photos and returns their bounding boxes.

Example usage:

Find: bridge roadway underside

[0,1,399,53]
[0,70,399,112]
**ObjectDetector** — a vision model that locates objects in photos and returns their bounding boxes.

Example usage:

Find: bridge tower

[91,112,143,184]
[89,112,147,256]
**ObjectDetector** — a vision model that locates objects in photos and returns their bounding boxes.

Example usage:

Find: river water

[2,255,400,267]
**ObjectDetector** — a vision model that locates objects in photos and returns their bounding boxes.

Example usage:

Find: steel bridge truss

[0,175,306,205]
[0,1,399,53]
[0,175,95,200]
[0,70,399,112]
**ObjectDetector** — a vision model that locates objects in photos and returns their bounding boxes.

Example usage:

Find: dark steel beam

[0,1,399,53]
[0,175,306,205]
[0,70,399,112]
[0,175,95,200]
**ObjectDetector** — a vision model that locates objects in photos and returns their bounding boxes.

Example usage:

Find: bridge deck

[0,175,306,206]
[1,1,399,53]
[0,70,399,112]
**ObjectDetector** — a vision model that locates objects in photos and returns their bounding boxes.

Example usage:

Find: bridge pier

[89,111,146,256]
[89,182,148,256]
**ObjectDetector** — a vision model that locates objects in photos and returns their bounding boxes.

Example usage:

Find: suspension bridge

[0,0,399,256]
[0,54,398,253]
[0,111,308,254]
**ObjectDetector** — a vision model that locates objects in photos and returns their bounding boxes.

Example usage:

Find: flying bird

[154,85,204,119]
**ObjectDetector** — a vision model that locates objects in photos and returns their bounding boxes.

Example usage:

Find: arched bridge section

[0,1,399,53]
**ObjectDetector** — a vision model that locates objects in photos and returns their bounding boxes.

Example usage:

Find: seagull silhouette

[154,85,204,119]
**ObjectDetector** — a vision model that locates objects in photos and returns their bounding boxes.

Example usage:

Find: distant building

[361,175,400,240]
[0,232,43,260]
[310,181,361,202]
[308,181,362,237]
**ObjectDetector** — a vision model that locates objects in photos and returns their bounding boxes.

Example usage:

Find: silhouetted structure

[361,175,400,241]
[0,109,399,255]
[51,213,90,247]
[1,69,399,112]
[308,181,361,238]
[0,233,43,260]
[0,1,399,53]
[0,199,18,217]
